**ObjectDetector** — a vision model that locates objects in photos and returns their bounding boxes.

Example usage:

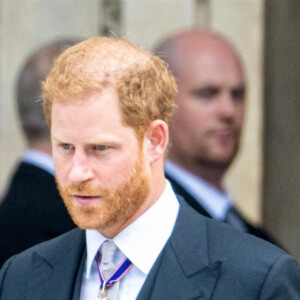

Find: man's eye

[97,145,107,151]
[191,87,219,99]
[61,144,71,150]
[231,88,245,102]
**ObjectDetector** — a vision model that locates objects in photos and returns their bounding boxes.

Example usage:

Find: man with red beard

[155,29,276,243]
[0,37,300,300]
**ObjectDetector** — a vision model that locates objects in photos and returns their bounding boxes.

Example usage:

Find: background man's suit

[166,173,278,245]
[1,199,299,299]
[0,162,76,267]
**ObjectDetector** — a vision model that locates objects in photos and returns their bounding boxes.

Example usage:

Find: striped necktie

[99,240,119,300]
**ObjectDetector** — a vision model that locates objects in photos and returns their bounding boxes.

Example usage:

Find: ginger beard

[56,149,150,231]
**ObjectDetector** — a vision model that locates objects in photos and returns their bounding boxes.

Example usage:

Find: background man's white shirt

[22,150,55,175]
[165,160,233,220]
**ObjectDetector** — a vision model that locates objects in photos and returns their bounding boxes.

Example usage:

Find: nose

[217,92,237,119]
[69,151,94,185]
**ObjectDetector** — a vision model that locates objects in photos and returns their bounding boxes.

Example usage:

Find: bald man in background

[0,40,77,267]
[155,29,276,243]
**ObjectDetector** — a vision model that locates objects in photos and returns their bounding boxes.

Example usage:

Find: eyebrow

[91,138,120,145]
[51,135,120,145]
[51,135,61,142]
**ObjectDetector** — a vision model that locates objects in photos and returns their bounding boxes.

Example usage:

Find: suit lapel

[165,173,211,218]
[27,229,85,300]
[72,248,87,300]
[138,200,222,300]
[25,200,222,299]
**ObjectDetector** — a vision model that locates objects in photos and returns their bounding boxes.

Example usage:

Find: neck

[169,158,227,192]
[193,166,225,192]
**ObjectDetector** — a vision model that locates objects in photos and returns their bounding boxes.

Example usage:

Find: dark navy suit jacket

[166,173,279,245]
[0,162,76,267]
[1,199,299,299]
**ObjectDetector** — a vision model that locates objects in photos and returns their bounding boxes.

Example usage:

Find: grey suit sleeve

[258,254,300,299]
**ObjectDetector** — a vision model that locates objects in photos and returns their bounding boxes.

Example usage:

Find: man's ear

[145,120,169,162]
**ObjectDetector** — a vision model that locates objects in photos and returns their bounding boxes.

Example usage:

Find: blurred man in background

[0,40,77,267]
[155,29,276,243]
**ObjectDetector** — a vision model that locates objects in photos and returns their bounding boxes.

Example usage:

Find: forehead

[179,44,245,87]
[51,88,136,142]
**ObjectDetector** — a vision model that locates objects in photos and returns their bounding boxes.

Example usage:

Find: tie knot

[101,240,118,265]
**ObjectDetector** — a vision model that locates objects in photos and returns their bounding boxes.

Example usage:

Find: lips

[73,195,101,205]
[208,128,237,145]
[214,130,233,138]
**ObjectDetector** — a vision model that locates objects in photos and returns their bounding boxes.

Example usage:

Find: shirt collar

[85,180,179,278]
[165,160,233,220]
[22,150,55,175]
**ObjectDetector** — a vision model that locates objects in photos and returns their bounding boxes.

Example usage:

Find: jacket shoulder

[207,216,284,255]
[176,202,300,298]
[0,228,84,276]
[0,228,85,299]
[204,217,300,297]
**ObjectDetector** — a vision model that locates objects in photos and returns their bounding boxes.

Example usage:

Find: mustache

[61,182,110,196]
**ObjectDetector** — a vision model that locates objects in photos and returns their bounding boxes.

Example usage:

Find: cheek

[235,107,246,127]
[53,154,70,185]
[173,105,209,135]
[54,163,67,186]
[175,95,212,125]
[93,158,137,187]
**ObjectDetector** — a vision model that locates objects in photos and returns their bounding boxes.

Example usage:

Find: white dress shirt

[165,160,233,220]
[80,181,179,300]
[22,150,55,175]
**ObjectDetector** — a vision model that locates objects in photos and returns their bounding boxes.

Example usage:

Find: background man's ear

[145,120,169,162]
